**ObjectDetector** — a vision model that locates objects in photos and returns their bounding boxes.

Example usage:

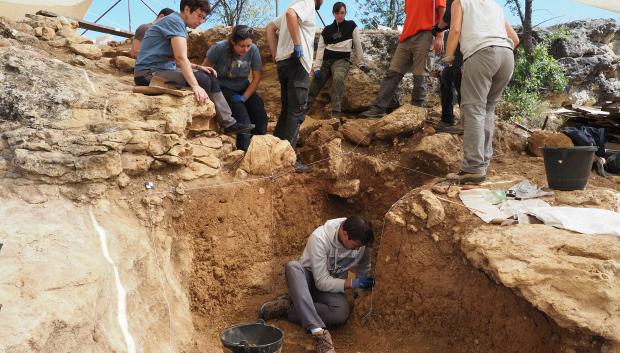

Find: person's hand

[359,64,370,73]
[192,85,209,105]
[444,55,455,66]
[434,35,445,54]
[197,65,217,77]
[314,69,321,79]
[352,276,374,289]
[293,44,303,58]
[231,94,247,103]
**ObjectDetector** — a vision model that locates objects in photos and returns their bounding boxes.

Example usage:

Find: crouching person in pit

[259,216,375,353]
[133,0,254,134]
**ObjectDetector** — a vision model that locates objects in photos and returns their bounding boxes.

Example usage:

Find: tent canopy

[0,0,92,21]
[576,0,620,13]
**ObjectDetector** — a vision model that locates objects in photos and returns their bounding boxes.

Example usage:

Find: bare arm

[129,39,141,58]
[434,6,446,53]
[266,22,279,62]
[445,0,462,62]
[505,20,520,49]
[171,36,208,103]
[286,7,301,45]
[242,70,262,99]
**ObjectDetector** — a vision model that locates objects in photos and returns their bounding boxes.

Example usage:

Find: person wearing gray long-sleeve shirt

[259,216,374,353]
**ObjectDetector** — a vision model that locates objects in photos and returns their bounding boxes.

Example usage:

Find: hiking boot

[446,170,486,184]
[224,122,255,134]
[435,121,463,134]
[295,160,313,173]
[312,329,336,353]
[259,295,291,321]
[360,106,386,118]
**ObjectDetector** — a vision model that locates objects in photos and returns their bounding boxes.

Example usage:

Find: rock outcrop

[238,135,296,176]
[462,224,620,350]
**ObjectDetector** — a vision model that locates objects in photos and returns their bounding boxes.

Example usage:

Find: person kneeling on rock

[133,0,254,134]
[259,216,374,353]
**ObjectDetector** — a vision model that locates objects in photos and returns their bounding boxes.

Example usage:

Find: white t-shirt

[271,0,316,74]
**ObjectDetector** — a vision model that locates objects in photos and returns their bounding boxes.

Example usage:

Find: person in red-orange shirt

[361,0,446,118]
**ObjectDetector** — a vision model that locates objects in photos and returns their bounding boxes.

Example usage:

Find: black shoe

[360,106,386,118]
[224,122,255,134]
[435,121,464,134]
[295,160,313,173]
[446,170,486,184]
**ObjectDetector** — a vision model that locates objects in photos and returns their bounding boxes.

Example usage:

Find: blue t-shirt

[135,12,187,74]
[205,40,263,92]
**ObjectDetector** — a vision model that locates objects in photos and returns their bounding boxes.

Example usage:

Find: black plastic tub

[542,146,597,190]
[220,319,283,353]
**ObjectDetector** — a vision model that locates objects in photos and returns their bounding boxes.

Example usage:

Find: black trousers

[221,87,268,151]
[274,57,310,149]
[439,60,463,124]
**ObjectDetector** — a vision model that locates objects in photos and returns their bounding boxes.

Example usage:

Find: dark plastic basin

[220,320,283,353]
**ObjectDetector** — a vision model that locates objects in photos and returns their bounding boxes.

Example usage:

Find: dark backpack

[607,152,620,174]
[561,126,606,157]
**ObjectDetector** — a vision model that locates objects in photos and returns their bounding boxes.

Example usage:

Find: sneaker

[312,329,336,353]
[224,122,255,134]
[259,295,291,321]
[435,121,463,134]
[360,106,386,118]
[446,170,486,184]
[295,160,313,173]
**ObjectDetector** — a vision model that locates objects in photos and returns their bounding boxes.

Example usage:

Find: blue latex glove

[314,69,321,79]
[359,64,370,73]
[231,94,246,103]
[352,276,374,289]
[293,44,303,58]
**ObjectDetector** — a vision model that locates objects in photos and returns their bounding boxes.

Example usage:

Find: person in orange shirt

[361,0,446,118]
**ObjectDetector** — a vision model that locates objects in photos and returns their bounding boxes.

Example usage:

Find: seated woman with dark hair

[202,25,268,151]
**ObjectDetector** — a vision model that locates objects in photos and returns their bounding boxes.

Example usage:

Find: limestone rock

[329,179,361,198]
[117,172,130,188]
[14,22,35,35]
[298,118,340,147]
[321,138,349,178]
[112,55,135,73]
[341,121,373,146]
[40,26,55,41]
[56,27,78,38]
[306,123,342,148]
[374,105,427,140]
[0,37,10,47]
[180,161,219,180]
[462,224,620,346]
[68,43,102,60]
[222,150,245,166]
[0,198,195,353]
[238,135,296,176]
[528,131,574,157]
[420,190,445,228]
[412,133,463,174]
[121,153,153,175]
[194,154,221,169]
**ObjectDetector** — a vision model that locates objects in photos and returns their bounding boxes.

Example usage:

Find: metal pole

[276,0,278,17]
[128,0,132,32]
[81,0,123,35]
[316,10,326,26]
[139,0,158,16]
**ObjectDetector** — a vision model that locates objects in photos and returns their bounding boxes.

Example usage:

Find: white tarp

[0,0,92,22]
[576,0,620,13]
[459,188,551,224]
[526,207,620,236]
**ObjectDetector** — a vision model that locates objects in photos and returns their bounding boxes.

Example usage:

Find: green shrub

[498,37,568,123]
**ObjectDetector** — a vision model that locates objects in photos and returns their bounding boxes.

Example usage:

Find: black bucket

[220,319,283,353]
[542,146,597,190]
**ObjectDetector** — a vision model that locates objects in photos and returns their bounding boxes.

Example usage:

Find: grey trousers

[460,46,514,174]
[150,69,236,129]
[285,261,350,332]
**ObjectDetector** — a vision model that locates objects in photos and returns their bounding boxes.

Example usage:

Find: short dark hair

[158,8,175,16]
[333,2,346,13]
[180,0,211,14]
[343,216,373,245]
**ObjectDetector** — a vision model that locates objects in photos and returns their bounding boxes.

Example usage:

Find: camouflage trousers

[307,58,351,113]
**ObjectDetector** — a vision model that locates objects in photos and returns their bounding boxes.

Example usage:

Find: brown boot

[312,329,336,353]
[258,295,291,320]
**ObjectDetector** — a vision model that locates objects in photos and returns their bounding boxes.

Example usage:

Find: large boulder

[527,131,574,157]
[374,104,427,140]
[411,133,463,174]
[68,43,102,59]
[462,224,620,350]
[238,135,296,176]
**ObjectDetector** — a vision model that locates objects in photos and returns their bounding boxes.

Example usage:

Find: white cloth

[314,28,366,68]
[526,207,620,236]
[459,0,513,60]
[299,218,371,293]
[459,189,550,224]
[271,0,316,74]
